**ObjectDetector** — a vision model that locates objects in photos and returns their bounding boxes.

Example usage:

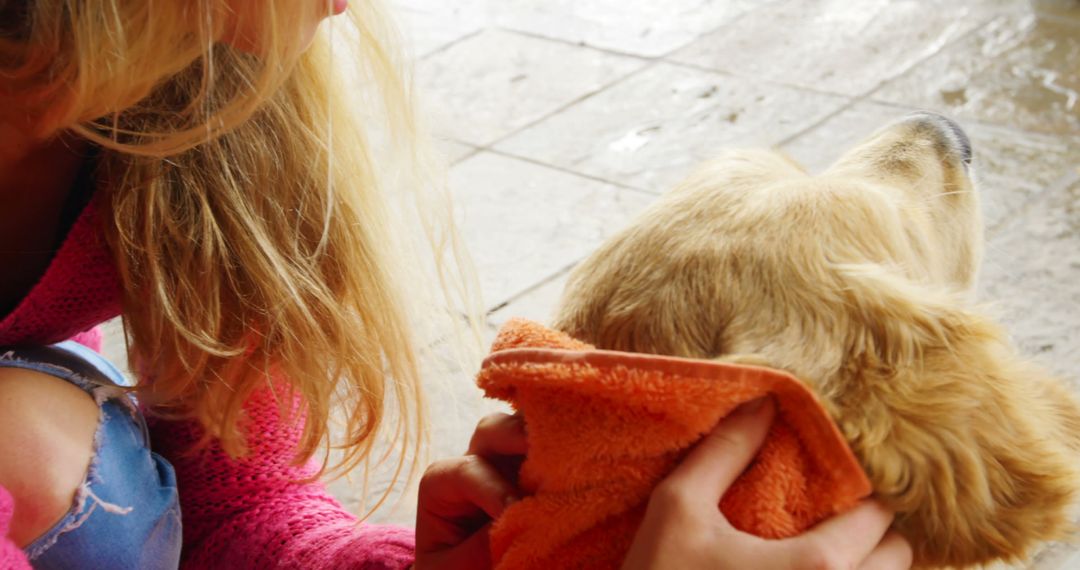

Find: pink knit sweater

[0,195,415,568]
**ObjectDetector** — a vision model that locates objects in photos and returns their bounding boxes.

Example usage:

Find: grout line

[484,147,661,196]
[488,263,578,316]
[652,0,791,61]
[416,27,486,61]
[664,60,859,100]
[491,26,656,63]
[423,29,663,190]
[469,0,803,152]
[860,12,1033,104]
[659,2,996,100]
[454,148,481,165]
[774,13,1010,149]
[773,91,869,148]
[445,142,481,165]
[481,61,660,150]
[479,0,787,64]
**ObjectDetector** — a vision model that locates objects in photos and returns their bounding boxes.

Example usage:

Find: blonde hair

[1,0,476,486]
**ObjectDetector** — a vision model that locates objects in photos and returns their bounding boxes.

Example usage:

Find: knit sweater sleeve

[147,388,415,569]
[0,486,32,570]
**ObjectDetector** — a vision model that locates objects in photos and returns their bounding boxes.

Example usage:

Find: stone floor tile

[496,62,847,193]
[450,151,655,310]
[485,0,773,58]
[1025,0,1080,20]
[969,125,1080,231]
[1027,540,1080,570]
[396,0,776,58]
[434,138,478,164]
[668,0,983,97]
[488,270,572,329]
[419,29,645,146]
[874,14,1080,135]
[978,178,1080,384]
[394,0,487,58]
[780,101,1080,231]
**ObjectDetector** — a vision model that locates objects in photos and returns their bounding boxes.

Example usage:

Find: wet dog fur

[552,114,1080,567]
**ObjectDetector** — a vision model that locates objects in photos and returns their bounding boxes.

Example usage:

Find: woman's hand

[623,398,913,570]
[414,413,527,570]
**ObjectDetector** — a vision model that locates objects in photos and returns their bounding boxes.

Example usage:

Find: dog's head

[554,114,1080,567]
[556,113,981,376]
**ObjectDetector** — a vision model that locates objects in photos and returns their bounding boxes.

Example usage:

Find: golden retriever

[552,113,1080,568]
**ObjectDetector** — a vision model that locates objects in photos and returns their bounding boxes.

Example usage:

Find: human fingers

[784,500,897,570]
[659,396,776,504]
[858,531,913,570]
[415,523,494,570]
[467,413,528,457]
[417,456,519,524]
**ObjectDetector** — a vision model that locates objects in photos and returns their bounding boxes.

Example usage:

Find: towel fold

[477,319,872,569]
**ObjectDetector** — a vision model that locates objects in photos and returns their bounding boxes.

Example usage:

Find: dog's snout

[902,112,973,166]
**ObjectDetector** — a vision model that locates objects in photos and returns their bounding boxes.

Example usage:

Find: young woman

[0,1,911,568]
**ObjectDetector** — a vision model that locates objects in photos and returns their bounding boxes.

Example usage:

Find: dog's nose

[901,112,973,166]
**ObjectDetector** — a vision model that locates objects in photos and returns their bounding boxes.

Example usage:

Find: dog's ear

[829,264,1080,567]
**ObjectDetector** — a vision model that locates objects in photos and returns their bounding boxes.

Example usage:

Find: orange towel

[477,319,873,570]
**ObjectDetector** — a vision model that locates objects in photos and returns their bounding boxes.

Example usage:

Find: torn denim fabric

[1,341,181,570]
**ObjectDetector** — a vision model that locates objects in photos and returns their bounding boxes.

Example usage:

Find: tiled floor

[103,0,1080,565]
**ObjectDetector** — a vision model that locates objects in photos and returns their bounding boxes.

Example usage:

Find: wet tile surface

[874,14,1080,134]
[497,63,847,192]
[780,102,1080,230]
[488,269,572,329]
[418,29,644,146]
[671,0,984,96]
[395,1,485,58]
[969,126,1080,231]
[397,0,776,58]
[483,0,772,57]
[979,177,1080,384]
[449,151,655,309]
